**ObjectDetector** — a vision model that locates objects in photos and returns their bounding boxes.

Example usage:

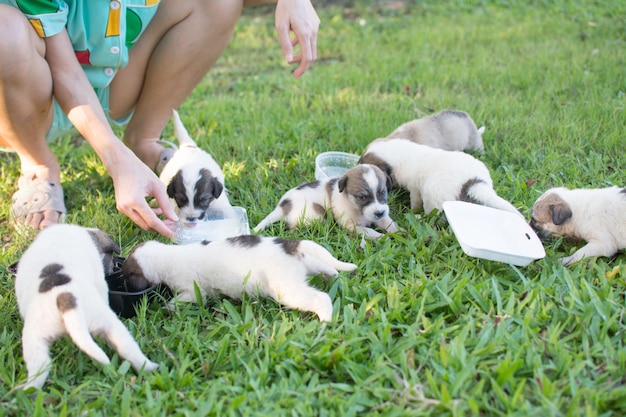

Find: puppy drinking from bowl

[14,224,158,390]
[359,138,522,217]
[122,235,357,322]
[253,164,398,239]
[530,186,626,265]
[159,109,235,227]
[385,109,485,152]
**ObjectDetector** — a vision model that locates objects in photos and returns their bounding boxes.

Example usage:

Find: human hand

[109,151,178,238]
[275,0,320,78]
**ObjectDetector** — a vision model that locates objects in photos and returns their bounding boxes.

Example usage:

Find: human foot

[11,170,66,230]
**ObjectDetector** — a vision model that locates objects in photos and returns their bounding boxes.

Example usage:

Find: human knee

[0,6,43,76]
[160,0,243,35]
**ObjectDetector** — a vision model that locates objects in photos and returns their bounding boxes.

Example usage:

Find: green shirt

[1,0,160,87]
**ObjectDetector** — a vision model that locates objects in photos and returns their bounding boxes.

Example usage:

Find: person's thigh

[108,0,196,119]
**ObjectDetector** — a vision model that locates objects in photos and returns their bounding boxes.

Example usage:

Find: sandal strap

[11,175,66,219]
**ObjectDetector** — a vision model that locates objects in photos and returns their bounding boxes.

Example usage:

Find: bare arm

[245,0,320,78]
[43,30,177,237]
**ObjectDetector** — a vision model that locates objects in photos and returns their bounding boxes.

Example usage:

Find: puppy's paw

[143,360,159,372]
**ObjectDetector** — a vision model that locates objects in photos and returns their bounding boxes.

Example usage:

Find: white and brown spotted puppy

[122,235,357,322]
[159,109,235,227]
[359,138,522,216]
[530,186,626,266]
[253,164,398,239]
[14,224,158,390]
[385,110,485,152]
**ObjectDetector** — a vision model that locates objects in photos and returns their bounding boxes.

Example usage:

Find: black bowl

[6,257,168,319]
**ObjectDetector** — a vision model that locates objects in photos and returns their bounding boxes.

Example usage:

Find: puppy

[530,186,626,265]
[359,138,521,216]
[253,164,398,239]
[385,110,485,152]
[122,235,357,322]
[14,224,158,390]
[159,109,235,227]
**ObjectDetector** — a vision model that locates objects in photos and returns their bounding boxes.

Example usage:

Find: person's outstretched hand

[109,150,178,238]
[275,0,320,78]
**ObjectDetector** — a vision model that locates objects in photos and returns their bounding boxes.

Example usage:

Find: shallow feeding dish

[442,201,545,266]
[315,151,360,180]
[173,206,250,244]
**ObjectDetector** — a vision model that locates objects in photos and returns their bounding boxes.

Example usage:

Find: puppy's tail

[59,295,111,365]
[477,126,485,136]
[298,240,357,276]
[465,181,523,218]
[253,207,284,232]
[172,109,198,148]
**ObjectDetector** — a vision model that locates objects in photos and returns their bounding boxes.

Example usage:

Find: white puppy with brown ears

[386,110,485,152]
[530,186,626,265]
[159,109,235,227]
[14,224,158,390]
[359,138,522,217]
[122,235,357,322]
[254,164,398,239]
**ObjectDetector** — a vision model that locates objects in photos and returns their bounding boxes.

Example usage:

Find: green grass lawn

[1,0,625,415]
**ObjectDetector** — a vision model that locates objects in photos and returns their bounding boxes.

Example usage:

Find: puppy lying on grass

[385,109,485,152]
[122,235,357,322]
[359,138,522,217]
[15,224,158,391]
[530,186,626,265]
[254,164,398,239]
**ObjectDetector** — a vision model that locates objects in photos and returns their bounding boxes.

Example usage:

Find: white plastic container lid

[442,201,545,266]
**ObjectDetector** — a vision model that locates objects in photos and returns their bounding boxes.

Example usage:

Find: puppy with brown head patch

[159,110,235,227]
[122,235,357,322]
[530,186,626,265]
[385,110,485,152]
[359,138,522,217]
[14,224,158,390]
[253,164,398,239]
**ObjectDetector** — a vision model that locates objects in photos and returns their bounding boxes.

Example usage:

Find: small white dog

[359,138,521,216]
[385,109,485,152]
[254,164,398,239]
[159,109,235,227]
[122,235,357,322]
[14,224,158,390]
[530,186,626,265]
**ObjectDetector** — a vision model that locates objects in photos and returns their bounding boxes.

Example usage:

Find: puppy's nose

[186,217,199,223]
[374,210,386,219]
[529,218,538,230]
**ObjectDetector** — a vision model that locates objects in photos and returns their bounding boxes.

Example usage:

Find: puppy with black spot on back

[530,186,626,265]
[14,224,158,391]
[122,235,357,322]
[254,164,398,239]
[159,109,235,228]
[359,138,522,217]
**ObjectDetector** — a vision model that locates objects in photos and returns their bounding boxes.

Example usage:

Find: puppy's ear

[88,229,121,275]
[197,169,223,199]
[550,203,572,225]
[338,176,348,193]
[167,170,189,207]
[210,178,224,199]
[122,249,151,292]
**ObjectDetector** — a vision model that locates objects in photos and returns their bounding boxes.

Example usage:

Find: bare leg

[0,6,61,229]
[110,0,245,170]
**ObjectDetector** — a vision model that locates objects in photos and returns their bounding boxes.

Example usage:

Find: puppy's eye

[356,195,369,202]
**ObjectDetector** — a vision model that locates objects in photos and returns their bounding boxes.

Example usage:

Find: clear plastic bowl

[315,151,360,180]
[173,206,250,244]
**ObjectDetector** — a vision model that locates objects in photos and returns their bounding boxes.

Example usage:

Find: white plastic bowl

[315,151,360,180]
[174,206,250,244]
[442,201,545,266]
